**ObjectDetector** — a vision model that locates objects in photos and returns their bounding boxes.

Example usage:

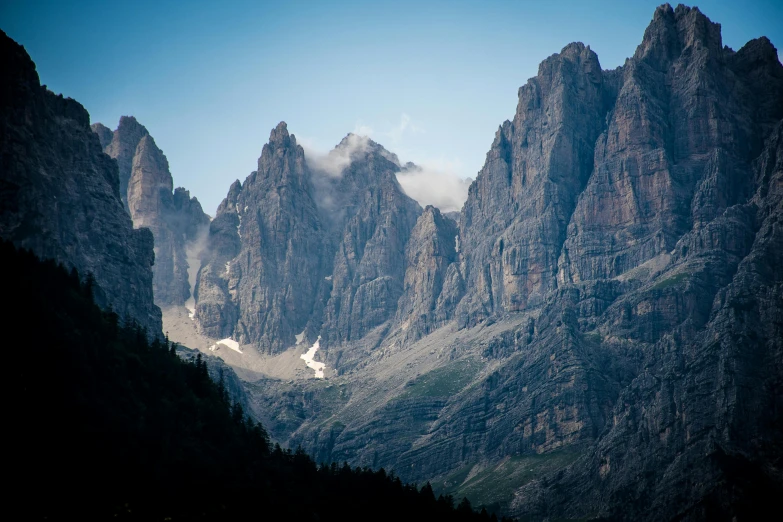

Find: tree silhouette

[3,239,510,521]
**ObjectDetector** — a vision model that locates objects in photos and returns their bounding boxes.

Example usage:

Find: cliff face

[450,41,614,327]
[95,117,210,307]
[196,123,325,353]
[90,122,113,149]
[194,180,243,340]
[486,6,781,519]
[102,116,149,210]
[558,6,778,286]
[230,5,783,520]
[514,120,783,522]
[0,30,162,335]
[194,129,421,355]
[393,206,458,342]
[318,136,422,351]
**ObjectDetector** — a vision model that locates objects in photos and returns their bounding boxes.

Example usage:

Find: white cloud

[298,115,472,212]
[396,158,472,213]
[301,131,373,178]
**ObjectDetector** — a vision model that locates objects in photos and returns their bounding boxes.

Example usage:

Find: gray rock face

[103,116,149,210]
[196,123,326,352]
[233,6,783,520]
[95,118,210,307]
[507,6,783,520]
[318,136,422,349]
[513,119,783,522]
[194,180,243,339]
[449,41,614,328]
[195,129,422,355]
[393,206,458,342]
[557,5,778,286]
[0,30,162,336]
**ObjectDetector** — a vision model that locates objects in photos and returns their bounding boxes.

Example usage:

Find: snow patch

[325,275,332,281]
[455,235,460,253]
[234,203,243,238]
[300,336,326,379]
[186,306,195,320]
[210,338,243,354]
[225,261,231,275]
[295,330,305,345]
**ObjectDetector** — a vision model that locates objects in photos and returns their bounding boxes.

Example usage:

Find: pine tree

[420,481,436,503]
[84,272,98,303]
[458,496,473,513]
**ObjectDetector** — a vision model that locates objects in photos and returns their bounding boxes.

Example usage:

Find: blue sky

[3,0,781,214]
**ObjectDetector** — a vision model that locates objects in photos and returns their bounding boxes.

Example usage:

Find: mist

[300,130,471,213]
[303,133,373,178]
[396,162,472,213]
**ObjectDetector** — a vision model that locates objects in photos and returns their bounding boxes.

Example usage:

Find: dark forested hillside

[3,239,509,521]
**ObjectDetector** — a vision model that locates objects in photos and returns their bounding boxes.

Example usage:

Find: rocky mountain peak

[117,115,147,134]
[452,20,612,324]
[220,179,243,210]
[171,187,210,240]
[535,41,602,92]
[393,205,458,341]
[102,115,150,208]
[127,134,173,227]
[257,121,307,184]
[734,36,778,64]
[195,123,324,353]
[0,29,38,88]
[730,36,782,83]
[194,122,423,354]
[634,3,723,69]
[331,133,402,168]
[267,120,293,147]
[90,122,113,149]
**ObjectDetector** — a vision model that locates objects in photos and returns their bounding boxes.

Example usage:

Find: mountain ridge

[173,5,783,519]
[2,3,782,520]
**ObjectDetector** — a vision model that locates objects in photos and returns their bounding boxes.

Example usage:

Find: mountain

[194,127,422,355]
[317,134,422,357]
[177,5,783,520]
[4,2,781,519]
[92,117,210,308]
[195,122,327,352]
[0,30,161,336]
